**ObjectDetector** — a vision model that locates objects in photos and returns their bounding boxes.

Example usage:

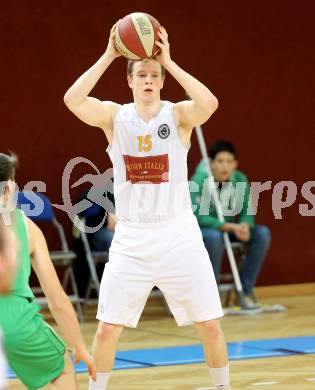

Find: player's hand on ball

[74,348,96,381]
[105,22,121,59]
[155,26,171,66]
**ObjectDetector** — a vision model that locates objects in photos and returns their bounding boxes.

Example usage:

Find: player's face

[128,60,164,102]
[211,151,237,182]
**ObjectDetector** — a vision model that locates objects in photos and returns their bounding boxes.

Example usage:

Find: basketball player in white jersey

[64,23,231,390]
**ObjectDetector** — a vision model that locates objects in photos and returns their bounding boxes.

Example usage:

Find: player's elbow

[48,290,69,312]
[201,96,218,123]
[63,89,81,111]
[63,92,74,109]
[208,95,219,114]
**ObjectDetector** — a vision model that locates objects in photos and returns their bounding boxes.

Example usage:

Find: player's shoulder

[101,101,121,118]
[25,216,41,239]
[171,100,189,127]
[156,101,174,118]
[172,99,189,113]
[113,102,134,120]
[232,170,249,182]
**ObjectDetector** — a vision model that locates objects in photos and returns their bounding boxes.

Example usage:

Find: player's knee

[51,352,76,388]
[202,228,223,245]
[200,319,223,341]
[253,225,272,244]
[95,322,123,344]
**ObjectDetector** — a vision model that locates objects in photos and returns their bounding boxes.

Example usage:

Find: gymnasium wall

[1,1,314,286]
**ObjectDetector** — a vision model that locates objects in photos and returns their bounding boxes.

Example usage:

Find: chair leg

[224,289,232,307]
[62,268,70,290]
[69,268,84,322]
[84,279,94,302]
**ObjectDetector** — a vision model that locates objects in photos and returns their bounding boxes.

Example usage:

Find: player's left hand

[155,26,171,66]
[74,348,96,381]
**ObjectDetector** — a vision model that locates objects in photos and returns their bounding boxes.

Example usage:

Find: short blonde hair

[127,57,165,78]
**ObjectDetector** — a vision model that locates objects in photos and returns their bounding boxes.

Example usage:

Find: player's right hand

[105,22,121,59]
[74,348,96,381]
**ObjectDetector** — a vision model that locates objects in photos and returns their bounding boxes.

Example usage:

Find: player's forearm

[220,222,239,233]
[164,60,218,112]
[49,294,86,351]
[64,52,115,109]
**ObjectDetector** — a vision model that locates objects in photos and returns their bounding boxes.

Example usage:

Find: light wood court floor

[8,284,315,389]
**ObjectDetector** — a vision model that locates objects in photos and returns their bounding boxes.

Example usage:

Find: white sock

[88,372,111,390]
[209,363,230,388]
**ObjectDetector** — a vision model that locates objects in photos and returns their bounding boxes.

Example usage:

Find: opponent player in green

[0,153,96,389]
[0,215,17,390]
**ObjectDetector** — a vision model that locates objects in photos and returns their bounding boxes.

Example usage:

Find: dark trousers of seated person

[90,228,114,251]
[201,225,271,296]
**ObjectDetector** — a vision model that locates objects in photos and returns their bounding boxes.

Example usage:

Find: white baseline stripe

[196,387,213,390]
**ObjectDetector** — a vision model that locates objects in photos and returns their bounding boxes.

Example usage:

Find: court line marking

[196,387,213,390]
[252,381,280,386]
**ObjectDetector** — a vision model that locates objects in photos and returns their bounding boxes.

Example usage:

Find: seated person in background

[89,212,117,252]
[78,185,116,253]
[190,140,271,308]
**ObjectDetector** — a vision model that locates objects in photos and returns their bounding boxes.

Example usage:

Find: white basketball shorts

[97,211,223,327]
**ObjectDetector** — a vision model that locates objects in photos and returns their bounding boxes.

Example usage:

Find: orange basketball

[115,12,161,60]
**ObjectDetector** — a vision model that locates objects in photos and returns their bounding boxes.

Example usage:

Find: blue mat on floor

[8,335,315,378]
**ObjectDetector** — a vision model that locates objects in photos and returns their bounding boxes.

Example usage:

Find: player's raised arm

[63,23,121,143]
[155,26,218,130]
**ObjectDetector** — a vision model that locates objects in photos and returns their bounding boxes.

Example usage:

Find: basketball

[115,12,161,60]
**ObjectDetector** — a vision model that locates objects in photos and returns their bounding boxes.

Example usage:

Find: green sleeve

[197,214,224,230]
[189,160,206,210]
[190,161,224,230]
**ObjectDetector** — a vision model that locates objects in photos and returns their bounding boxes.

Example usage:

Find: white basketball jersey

[107,101,193,223]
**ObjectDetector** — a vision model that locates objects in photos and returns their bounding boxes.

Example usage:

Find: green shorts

[0,295,66,390]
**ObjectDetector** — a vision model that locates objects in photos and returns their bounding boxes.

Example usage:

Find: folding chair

[17,191,84,322]
[73,202,109,302]
[218,242,246,306]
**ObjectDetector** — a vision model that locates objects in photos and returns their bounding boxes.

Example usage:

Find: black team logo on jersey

[158,124,170,139]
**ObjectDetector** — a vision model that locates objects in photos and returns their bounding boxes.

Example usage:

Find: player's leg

[89,247,154,389]
[1,297,71,390]
[37,352,77,390]
[92,322,123,372]
[239,225,271,296]
[194,320,230,389]
[88,322,124,389]
[194,319,228,366]
[157,214,230,389]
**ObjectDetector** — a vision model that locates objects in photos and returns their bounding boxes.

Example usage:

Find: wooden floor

[7,285,315,389]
